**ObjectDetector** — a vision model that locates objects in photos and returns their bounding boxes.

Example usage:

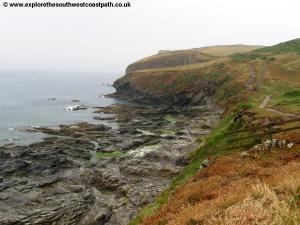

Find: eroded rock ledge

[113,75,219,106]
[0,104,222,225]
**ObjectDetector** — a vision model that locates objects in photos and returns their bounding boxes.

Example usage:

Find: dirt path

[246,63,268,91]
[245,64,257,91]
[260,95,299,117]
[259,95,270,108]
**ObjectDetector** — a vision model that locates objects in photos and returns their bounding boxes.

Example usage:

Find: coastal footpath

[1,39,300,225]
[116,39,300,225]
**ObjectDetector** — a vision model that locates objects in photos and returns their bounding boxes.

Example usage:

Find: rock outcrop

[113,44,268,106]
[0,104,222,225]
[113,74,219,105]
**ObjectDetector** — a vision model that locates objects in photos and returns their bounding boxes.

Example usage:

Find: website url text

[2,1,131,8]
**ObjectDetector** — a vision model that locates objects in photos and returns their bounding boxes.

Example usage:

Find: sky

[0,0,300,73]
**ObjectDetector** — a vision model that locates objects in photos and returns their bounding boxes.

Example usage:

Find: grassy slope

[134,51,217,64]
[120,58,253,106]
[126,45,263,73]
[126,51,218,73]
[129,39,300,225]
[255,38,300,54]
[193,44,265,57]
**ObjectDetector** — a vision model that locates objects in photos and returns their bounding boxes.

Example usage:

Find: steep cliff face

[114,40,300,106]
[114,45,264,106]
[114,72,220,105]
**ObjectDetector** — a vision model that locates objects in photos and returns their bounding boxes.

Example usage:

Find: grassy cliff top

[126,45,264,73]
[116,39,300,108]
[192,44,265,57]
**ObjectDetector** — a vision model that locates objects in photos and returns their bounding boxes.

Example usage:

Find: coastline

[0,70,119,146]
[0,97,223,225]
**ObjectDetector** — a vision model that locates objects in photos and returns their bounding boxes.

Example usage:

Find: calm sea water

[0,70,121,145]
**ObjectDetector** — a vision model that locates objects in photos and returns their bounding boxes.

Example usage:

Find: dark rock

[0,103,221,225]
[175,156,190,166]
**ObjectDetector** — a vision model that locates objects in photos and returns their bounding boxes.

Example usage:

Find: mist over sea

[0,70,120,145]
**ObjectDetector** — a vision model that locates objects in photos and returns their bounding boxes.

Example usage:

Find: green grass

[205,72,222,79]
[283,90,300,98]
[175,74,195,89]
[216,83,243,102]
[96,151,127,159]
[230,53,267,62]
[237,102,254,110]
[258,83,300,113]
[281,58,300,72]
[230,52,277,64]
[129,113,258,225]
[277,99,300,107]
[255,38,300,54]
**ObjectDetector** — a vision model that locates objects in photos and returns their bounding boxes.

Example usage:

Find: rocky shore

[0,101,222,225]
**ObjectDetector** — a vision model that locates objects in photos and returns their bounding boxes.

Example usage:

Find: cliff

[113,45,265,106]
[118,39,300,225]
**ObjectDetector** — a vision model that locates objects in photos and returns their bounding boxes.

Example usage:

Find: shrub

[283,90,300,98]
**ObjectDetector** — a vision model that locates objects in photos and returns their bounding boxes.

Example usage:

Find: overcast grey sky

[0,0,300,73]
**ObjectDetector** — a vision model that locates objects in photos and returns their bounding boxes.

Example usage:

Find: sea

[0,70,121,146]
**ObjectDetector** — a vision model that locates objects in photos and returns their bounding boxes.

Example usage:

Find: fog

[0,0,299,73]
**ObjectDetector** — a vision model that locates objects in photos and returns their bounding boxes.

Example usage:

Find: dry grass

[133,58,226,73]
[267,54,300,84]
[210,182,299,225]
[135,45,263,65]
[135,50,216,64]
[194,45,264,57]
[140,148,300,225]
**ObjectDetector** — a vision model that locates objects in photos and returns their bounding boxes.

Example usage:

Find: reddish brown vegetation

[140,144,300,225]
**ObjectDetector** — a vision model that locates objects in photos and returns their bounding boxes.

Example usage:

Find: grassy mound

[255,38,300,54]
